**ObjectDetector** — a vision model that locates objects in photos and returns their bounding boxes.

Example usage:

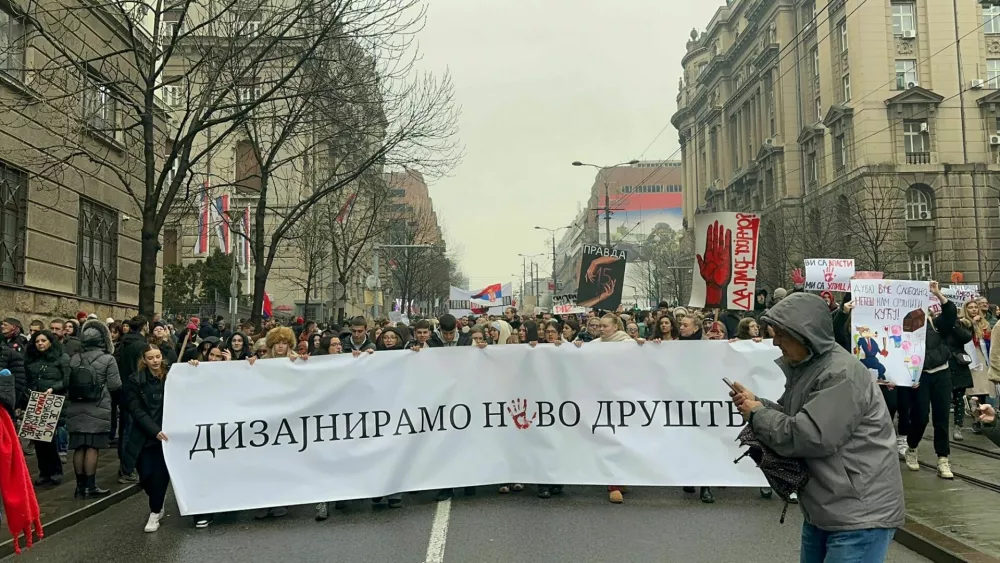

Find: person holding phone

[974,403,1000,448]
[730,292,904,563]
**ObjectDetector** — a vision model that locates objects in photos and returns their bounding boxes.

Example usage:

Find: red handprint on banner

[823,263,836,283]
[507,399,537,430]
[696,220,732,309]
[791,268,806,286]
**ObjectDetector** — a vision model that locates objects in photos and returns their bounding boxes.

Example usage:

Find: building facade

[673,0,1000,294]
[0,0,160,322]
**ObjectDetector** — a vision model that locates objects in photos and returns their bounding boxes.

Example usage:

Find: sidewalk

[1,452,138,557]
[897,429,1000,562]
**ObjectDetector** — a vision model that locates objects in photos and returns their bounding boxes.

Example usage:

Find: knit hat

[1,318,21,330]
[773,288,788,301]
[87,313,98,320]
[76,311,87,322]
[105,318,114,324]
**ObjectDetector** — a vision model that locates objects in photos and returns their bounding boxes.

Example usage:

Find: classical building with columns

[672,0,1000,296]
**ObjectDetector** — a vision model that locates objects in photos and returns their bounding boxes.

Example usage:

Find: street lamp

[224,207,244,326]
[518,253,545,302]
[534,225,572,300]
[571,159,641,246]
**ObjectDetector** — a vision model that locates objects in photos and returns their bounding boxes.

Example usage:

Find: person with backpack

[64,319,122,498]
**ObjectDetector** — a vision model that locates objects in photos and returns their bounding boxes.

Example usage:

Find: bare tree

[628,224,692,306]
[834,169,908,276]
[383,200,444,316]
[5,0,457,316]
[283,206,330,318]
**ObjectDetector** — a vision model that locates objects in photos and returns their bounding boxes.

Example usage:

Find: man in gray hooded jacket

[731,292,904,562]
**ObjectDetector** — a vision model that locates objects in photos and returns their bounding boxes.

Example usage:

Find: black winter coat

[0,345,28,410]
[0,369,13,415]
[925,301,958,373]
[26,350,71,395]
[122,368,165,470]
[946,321,975,390]
[118,332,147,379]
[62,336,82,357]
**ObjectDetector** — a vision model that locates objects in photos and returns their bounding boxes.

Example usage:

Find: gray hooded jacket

[755,293,904,531]
[64,319,122,435]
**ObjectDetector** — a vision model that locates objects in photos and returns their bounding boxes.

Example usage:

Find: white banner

[804,259,855,292]
[18,391,65,442]
[689,212,760,311]
[850,279,931,387]
[448,283,513,317]
[163,341,784,516]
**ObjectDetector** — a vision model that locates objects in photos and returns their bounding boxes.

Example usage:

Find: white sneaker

[144,511,163,533]
[905,448,919,471]
[937,457,954,480]
[896,436,908,460]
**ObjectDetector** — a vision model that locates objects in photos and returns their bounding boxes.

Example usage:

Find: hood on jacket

[376,327,405,350]
[81,319,114,354]
[226,331,252,357]
[490,321,513,345]
[761,292,838,359]
[754,288,769,311]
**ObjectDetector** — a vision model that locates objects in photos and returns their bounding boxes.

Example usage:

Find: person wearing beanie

[432,314,471,347]
[771,288,788,306]
[105,318,115,325]
[76,311,88,323]
[1,317,27,354]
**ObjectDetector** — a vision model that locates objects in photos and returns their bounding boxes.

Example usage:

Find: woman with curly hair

[960,300,993,434]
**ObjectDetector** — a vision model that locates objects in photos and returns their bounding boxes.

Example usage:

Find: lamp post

[572,159,640,246]
[534,225,572,302]
[224,207,244,327]
[519,253,545,308]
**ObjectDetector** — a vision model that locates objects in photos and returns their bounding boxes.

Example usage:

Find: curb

[895,516,1000,563]
[0,485,140,558]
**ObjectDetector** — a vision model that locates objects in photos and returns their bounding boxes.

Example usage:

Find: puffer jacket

[122,367,165,470]
[0,344,27,410]
[26,342,71,395]
[755,293,905,532]
[64,320,121,435]
[0,367,13,415]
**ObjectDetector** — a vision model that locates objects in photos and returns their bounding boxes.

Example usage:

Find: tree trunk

[337,274,349,325]
[303,256,312,320]
[138,216,160,316]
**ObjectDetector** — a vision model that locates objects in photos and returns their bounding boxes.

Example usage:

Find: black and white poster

[576,245,627,311]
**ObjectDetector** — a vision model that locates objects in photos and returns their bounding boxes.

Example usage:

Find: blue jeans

[801,522,896,563]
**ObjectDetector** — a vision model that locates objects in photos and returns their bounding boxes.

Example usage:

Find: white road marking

[424,498,452,563]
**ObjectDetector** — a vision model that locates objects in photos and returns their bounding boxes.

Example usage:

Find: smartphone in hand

[723,377,737,392]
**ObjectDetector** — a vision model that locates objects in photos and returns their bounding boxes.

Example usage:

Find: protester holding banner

[959,301,993,414]
[903,282,956,478]
[651,314,678,341]
[945,315,975,441]
[731,293,904,562]
[123,344,171,532]
[25,330,70,486]
[560,317,580,342]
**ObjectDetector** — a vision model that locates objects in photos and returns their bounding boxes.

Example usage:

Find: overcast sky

[414,0,723,289]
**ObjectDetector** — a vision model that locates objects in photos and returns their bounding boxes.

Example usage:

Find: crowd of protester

[3,283,999,555]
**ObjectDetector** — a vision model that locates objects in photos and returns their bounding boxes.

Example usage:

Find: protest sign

[18,391,65,442]
[689,212,760,311]
[163,341,784,516]
[853,271,883,280]
[577,245,627,310]
[804,259,855,291]
[552,294,587,315]
[850,279,931,387]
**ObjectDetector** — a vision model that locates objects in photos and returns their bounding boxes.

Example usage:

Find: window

[0,161,25,285]
[839,20,848,52]
[0,8,25,80]
[905,186,932,220]
[237,83,261,104]
[815,98,822,121]
[843,75,851,101]
[235,140,261,192]
[908,252,933,280]
[985,5,1000,35]
[161,83,182,107]
[834,135,847,172]
[82,77,119,138]
[989,59,1000,89]
[892,3,915,35]
[812,47,820,78]
[77,198,118,302]
[807,153,818,185]
[161,11,184,41]
[237,12,261,35]
[903,120,928,155]
[895,59,917,89]
[389,188,405,198]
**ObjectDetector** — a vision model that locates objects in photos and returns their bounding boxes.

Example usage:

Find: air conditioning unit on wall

[990,135,1000,146]
[902,29,917,39]
[971,79,986,89]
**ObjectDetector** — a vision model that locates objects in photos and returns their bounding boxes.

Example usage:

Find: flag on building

[334,192,358,224]
[192,182,210,256]
[212,194,231,254]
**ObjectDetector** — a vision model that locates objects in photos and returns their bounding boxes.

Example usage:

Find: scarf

[0,408,42,552]
[599,331,633,343]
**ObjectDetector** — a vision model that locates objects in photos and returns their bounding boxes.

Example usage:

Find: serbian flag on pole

[262,292,273,319]
[213,194,231,254]
[335,192,358,224]
[471,283,502,307]
[192,183,210,256]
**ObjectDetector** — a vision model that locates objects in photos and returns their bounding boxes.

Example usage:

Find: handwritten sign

[853,271,883,280]
[850,279,931,387]
[690,212,760,311]
[552,294,587,315]
[804,259,855,291]
[18,391,65,442]
[929,285,980,313]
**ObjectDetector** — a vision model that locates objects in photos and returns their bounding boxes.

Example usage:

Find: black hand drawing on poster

[576,245,627,310]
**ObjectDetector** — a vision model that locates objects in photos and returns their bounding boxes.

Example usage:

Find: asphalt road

[5,486,930,563]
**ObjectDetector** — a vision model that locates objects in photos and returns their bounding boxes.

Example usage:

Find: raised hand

[696,220,732,308]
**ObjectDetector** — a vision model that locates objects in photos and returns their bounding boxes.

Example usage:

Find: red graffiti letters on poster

[731,213,760,311]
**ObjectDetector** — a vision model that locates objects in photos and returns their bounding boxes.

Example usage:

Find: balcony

[905,152,930,165]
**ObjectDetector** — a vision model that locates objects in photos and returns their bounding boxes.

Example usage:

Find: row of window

[620,184,682,194]
[892,3,1000,36]
[0,161,118,301]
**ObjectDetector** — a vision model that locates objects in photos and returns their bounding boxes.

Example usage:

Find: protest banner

[576,245,627,310]
[18,391,65,442]
[853,271,883,280]
[689,212,760,311]
[803,259,855,291]
[849,279,931,387]
[552,294,587,315]
[163,341,784,516]
[929,285,980,314]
